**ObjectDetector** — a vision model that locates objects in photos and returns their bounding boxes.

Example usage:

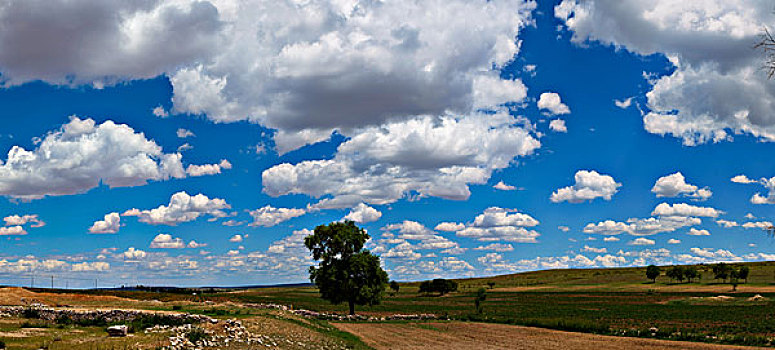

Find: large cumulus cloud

[556,0,775,145]
[0,117,192,200]
[262,112,540,208]
[0,0,537,153]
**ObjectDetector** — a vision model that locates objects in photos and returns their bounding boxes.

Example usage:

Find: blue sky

[0,0,774,287]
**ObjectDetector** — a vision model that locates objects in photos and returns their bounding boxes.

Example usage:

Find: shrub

[186,327,208,344]
[22,307,40,319]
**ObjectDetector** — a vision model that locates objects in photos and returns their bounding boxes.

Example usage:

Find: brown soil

[0,287,133,306]
[334,322,767,350]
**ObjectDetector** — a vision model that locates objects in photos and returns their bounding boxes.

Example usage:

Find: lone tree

[646,265,661,283]
[389,281,400,296]
[474,288,487,314]
[305,221,389,315]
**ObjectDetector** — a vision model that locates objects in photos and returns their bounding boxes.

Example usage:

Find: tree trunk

[349,300,355,315]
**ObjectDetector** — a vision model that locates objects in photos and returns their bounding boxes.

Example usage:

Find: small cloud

[229,234,243,243]
[435,222,465,232]
[557,225,570,232]
[550,170,621,203]
[687,228,710,236]
[628,237,655,246]
[745,213,756,219]
[177,128,195,138]
[537,92,570,115]
[581,245,606,253]
[343,203,382,223]
[493,181,518,191]
[186,159,232,177]
[614,97,632,109]
[88,212,121,234]
[177,143,193,152]
[187,240,207,248]
[730,175,758,184]
[150,233,185,249]
[603,236,619,242]
[549,119,567,133]
[667,238,681,244]
[152,106,168,118]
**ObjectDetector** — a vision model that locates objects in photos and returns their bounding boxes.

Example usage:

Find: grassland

[5,261,775,348]
[193,261,775,347]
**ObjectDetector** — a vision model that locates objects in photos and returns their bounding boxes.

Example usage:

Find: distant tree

[389,281,400,295]
[712,263,731,282]
[666,266,685,283]
[684,266,698,283]
[738,266,750,283]
[646,265,661,283]
[487,282,496,289]
[730,269,740,291]
[474,288,487,314]
[305,221,389,315]
[419,281,432,295]
[432,279,458,295]
[418,279,458,296]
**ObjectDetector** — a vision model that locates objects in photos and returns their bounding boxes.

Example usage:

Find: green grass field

[191,261,775,347]
[33,261,775,348]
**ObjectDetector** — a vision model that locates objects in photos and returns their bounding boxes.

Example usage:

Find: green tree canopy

[305,221,389,315]
[646,265,660,283]
[737,266,750,283]
[684,266,698,283]
[389,281,400,293]
[418,279,458,296]
[666,266,685,283]
[712,262,731,282]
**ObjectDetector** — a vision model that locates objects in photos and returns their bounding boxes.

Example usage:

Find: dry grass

[335,321,769,350]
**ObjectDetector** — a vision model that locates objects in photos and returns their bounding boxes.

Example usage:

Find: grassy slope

[207,261,775,347]
[28,261,775,347]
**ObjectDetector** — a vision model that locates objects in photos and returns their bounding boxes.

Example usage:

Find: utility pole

[50,275,53,289]
[94,278,97,289]
[65,281,68,289]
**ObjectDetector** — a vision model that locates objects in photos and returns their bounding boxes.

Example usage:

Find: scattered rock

[748,294,767,301]
[106,325,128,337]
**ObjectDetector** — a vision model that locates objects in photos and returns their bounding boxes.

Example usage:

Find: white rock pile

[292,309,439,321]
[151,318,277,350]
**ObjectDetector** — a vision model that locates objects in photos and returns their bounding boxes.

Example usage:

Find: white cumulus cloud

[343,203,382,223]
[0,117,190,200]
[537,92,571,115]
[150,233,186,249]
[549,119,567,133]
[88,212,121,234]
[248,205,306,227]
[556,0,775,146]
[123,191,230,225]
[550,170,621,203]
[263,112,540,209]
[651,172,711,201]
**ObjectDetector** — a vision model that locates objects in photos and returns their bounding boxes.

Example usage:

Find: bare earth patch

[334,322,768,350]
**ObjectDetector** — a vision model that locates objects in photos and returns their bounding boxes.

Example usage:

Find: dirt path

[334,322,767,350]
